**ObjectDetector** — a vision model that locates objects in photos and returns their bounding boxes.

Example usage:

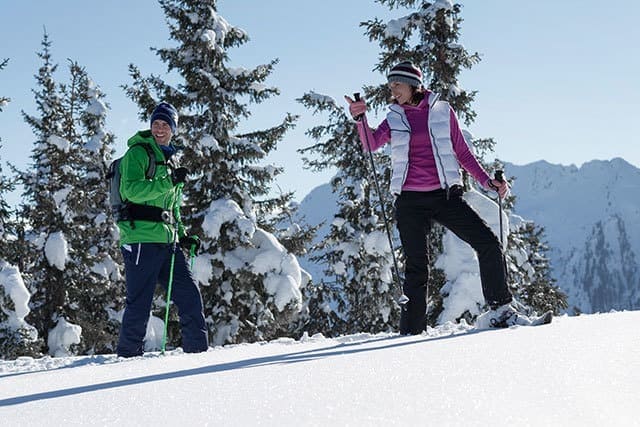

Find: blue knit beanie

[150,102,178,133]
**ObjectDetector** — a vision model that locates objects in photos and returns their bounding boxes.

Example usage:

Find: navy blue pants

[395,190,513,334]
[116,243,208,357]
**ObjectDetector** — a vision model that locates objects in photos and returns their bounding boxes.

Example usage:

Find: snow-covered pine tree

[362,1,564,323]
[0,260,42,360]
[0,59,42,359]
[17,33,84,356]
[508,221,568,314]
[296,92,400,335]
[0,58,13,260]
[485,161,567,316]
[58,61,123,354]
[123,0,305,346]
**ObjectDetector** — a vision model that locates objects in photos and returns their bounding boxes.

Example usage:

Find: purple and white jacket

[356,92,492,196]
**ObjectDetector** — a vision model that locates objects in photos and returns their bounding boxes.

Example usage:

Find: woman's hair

[389,85,427,105]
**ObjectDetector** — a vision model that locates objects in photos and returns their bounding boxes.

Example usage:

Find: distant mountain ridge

[506,158,640,312]
[296,158,640,314]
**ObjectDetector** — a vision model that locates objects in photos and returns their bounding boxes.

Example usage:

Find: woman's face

[389,81,413,105]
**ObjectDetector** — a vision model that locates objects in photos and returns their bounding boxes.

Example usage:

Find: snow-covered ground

[1,311,637,426]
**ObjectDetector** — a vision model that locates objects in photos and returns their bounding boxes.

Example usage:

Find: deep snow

[1,311,637,426]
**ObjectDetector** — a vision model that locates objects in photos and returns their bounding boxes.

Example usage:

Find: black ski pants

[395,189,513,334]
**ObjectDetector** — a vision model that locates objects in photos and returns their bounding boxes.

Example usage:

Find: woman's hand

[488,179,510,199]
[344,95,367,120]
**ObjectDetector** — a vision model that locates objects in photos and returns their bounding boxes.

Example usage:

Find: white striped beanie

[387,61,423,87]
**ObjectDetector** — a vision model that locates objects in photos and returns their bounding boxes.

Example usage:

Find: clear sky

[1,1,639,202]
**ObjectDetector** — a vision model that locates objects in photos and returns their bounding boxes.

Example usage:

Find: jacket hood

[127,130,155,147]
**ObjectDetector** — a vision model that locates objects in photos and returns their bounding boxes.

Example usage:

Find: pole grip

[494,170,505,183]
[352,93,364,121]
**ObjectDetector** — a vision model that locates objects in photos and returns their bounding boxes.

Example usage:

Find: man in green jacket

[116,102,208,357]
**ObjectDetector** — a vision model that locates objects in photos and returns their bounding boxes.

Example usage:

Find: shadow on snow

[0,327,483,407]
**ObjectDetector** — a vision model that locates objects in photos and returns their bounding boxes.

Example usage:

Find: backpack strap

[120,143,166,229]
[130,143,164,180]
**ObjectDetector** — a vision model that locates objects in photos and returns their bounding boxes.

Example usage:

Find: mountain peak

[505,157,640,313]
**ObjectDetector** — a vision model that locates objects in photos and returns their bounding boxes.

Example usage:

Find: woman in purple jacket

[345,61,533,334]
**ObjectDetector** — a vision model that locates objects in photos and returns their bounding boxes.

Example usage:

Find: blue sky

[1,1,639,201]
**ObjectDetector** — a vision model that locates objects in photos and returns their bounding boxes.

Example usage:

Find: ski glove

[179,235,201,255]
[344,95,367,120]
[487,179,510,199]
[172,167,189,185]
[348,100,367,120]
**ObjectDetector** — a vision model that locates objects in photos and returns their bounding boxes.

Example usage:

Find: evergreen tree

[0,58,14,260]
[124,0,305,346]
[0,59,43,359]
[297,92,400,335]
[19,34,113,355]
[0,261,42,359]
[362,1,564,323]
[508,221,568,314]
[17,33,73,354]
[59,61,123,354]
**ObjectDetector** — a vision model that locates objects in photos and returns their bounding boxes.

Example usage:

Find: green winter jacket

[117,130,186,245]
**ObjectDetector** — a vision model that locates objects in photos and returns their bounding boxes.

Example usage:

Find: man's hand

[179,235,201,254]
[172,167,189,185]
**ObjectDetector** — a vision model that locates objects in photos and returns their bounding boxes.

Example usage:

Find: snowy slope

[507,159,640,312]
[1,311,638,426]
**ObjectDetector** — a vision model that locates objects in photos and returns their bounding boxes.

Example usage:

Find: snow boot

[475,301,536,329]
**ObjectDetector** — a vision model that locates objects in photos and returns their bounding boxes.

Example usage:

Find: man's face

[151,120,172,146]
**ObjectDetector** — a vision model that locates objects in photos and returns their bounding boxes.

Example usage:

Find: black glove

[172,167,189,185]
[179,235,201,255]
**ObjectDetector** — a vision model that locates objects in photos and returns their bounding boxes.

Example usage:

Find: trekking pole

[493,169,515,306]
[189,244,196,270]
[494,170,505,246]
[353,93,409,305]
[161,182,184,355]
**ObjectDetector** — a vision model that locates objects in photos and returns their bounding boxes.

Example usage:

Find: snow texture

[52,187,72,217]
[199,134,220,150]
[47,317,81,357]
[107,309,166,352]
[202,198,255,241]
[307,91,336,106]
[385,16,412,39]
[0,311,637,426]
[363,230,391,257]
[90,255,121,281]
[0,261,32,329]
[44,231,68,271]
[86,98,107,117]
[200,199,303,310]
[46,135,70,152]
